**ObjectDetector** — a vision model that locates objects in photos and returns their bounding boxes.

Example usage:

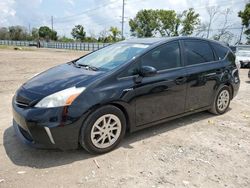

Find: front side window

[75,43,149,71]
[140,42,181,71]
[184,40,214,65]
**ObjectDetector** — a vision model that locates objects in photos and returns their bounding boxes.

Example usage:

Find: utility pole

[121,0,125,40]
[28,23,31,34]
[51,16,54,31]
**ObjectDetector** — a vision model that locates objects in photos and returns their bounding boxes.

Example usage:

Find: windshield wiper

[77,64,99,71]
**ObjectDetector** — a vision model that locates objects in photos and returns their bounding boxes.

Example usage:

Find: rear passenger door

[182,39,222,111]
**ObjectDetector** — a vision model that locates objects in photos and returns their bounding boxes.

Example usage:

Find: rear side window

[211,43,229,60]
[183,40,214,66]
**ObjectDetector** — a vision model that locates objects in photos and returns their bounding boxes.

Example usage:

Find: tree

[129,9,200,37]
[238,3,250,44]
[58,36,74,42]
[129,9,158,37]
[156,10,179,36]
[206,6,220,38]
[195,23,209,38]
[38,26,57,41]
[109,26,121,41]
[213,8,234,43]
[8,26,28,40]
[50,30,58,41]
[180,8,200,36]
[71,25,86,42]
[31,28,39,39]
[98,29,112,43]
[0,27,9,40]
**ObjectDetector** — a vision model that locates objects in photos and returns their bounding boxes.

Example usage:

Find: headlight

[35,87,86,108]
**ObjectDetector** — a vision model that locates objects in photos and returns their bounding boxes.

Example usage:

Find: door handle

[175,77,186,85]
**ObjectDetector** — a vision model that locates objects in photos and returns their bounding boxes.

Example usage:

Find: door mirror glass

[140,66,157,77]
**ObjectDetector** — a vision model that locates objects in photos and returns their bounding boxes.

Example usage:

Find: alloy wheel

[217,90,230,112]
[90,114,122,149]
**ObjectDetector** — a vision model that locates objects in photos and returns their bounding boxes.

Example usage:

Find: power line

[50,0,246,27]
[55,19,120,31]
[55,0,121,21]
[194,26,243,32]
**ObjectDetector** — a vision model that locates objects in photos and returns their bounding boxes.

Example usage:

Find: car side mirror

[139,66,157,77]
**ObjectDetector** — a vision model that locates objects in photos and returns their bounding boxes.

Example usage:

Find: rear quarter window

[211,43,229,60]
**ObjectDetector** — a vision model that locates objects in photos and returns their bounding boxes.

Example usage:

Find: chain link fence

[0,40,111,51]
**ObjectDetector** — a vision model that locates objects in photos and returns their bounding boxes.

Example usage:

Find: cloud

[65,0,75,6]
[0,0,45,27]
[0,0,16,25]
[0,0,246,43]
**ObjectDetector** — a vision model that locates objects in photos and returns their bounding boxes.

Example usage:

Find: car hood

[22,63,104,96]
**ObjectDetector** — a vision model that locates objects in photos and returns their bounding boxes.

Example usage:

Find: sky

[0,0,249,43]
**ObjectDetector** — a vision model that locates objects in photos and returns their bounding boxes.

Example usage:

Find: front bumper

[12,99,86,150]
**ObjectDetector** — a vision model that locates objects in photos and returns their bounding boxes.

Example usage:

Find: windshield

[75,43,149,71]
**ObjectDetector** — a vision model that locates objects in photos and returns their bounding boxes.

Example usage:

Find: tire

[79,105,126,154]
[209,85,231,115]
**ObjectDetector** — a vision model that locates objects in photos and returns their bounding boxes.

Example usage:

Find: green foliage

[180,8,200,36]
[31,28,39,39]
[97,29,113,43]
[84,37,98,43]
[157,10,180,36]
[129,9,158,37]
[0,27,9,40]
[0,24,121,43]
[109,26,121,41]
[239,3,250,43]
[38,26,57,41]
[0,26,58,41]
[129,9,200,37]
[58,36,74,42]
[98,35,113,43]
[8,26,28,40]
[71,25,86,42]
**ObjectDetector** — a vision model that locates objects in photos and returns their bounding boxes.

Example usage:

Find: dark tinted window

[184,40,214,65]
[141,42,181,71]
[119,61,140,77]
[211,43,229,60]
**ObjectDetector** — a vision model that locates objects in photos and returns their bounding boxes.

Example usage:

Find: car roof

[121,36,224,46]
[122,37,170,45]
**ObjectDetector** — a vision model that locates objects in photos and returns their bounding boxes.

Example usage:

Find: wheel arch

[79,101,132,135]
[224,82,234,100]
[108,102,131,133]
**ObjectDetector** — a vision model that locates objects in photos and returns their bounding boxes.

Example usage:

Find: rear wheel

[209,86,231,115]
[80,105,126,154]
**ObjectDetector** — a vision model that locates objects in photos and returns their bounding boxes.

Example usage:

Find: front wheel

[79,105,126,154]
[209,86,231,115]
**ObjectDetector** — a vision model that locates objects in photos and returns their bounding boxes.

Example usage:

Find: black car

[12,37,240,154]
